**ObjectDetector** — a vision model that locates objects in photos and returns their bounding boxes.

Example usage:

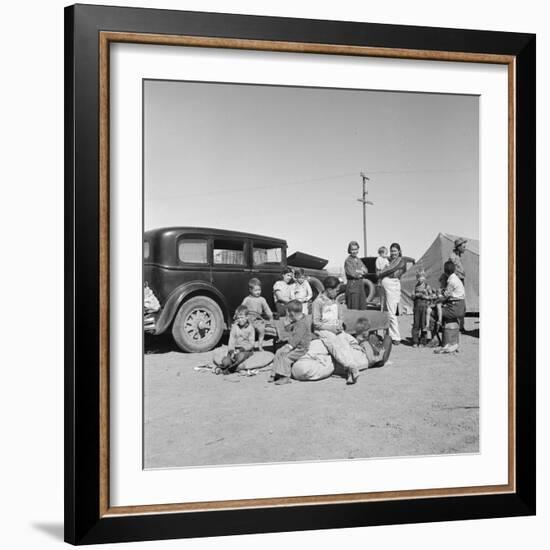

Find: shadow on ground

[31,523,64,541]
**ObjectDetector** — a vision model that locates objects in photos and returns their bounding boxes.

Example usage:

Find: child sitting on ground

[291,268,313,314]
[240,278,273,351]
[218,306,255,374]
[271,300,312,385]
[412,269,433,347]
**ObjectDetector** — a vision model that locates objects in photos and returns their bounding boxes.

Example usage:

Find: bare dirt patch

[144,316,479,469]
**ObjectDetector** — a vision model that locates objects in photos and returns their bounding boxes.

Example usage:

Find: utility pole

[357,172,374,256]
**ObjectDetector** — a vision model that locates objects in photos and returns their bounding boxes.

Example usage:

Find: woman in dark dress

[344,241,368,310]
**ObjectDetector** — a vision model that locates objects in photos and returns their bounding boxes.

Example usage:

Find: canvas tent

[400,233,479,314]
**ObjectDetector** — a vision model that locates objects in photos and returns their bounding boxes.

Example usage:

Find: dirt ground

[144,315,479,469]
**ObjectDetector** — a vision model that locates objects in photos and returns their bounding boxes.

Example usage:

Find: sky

[144,80,479,268]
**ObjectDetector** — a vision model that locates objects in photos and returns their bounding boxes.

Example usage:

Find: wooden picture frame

[65,4,535,545]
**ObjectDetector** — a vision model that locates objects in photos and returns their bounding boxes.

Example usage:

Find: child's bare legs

[432,304,443,345]
[256,322,265,351]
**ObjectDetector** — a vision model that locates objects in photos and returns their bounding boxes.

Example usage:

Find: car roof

[144,227,287,246]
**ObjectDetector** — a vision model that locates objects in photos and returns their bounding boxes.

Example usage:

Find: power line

[146,171,357,201]
[146,167,474,201]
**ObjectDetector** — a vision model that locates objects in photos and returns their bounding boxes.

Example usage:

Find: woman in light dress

[377,242,407,345]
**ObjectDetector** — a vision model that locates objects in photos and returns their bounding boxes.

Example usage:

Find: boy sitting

[271,300,312,385]
[217,306,255,374]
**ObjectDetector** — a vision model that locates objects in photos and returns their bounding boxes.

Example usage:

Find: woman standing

[344,241,368,310]
[377,242,407,344]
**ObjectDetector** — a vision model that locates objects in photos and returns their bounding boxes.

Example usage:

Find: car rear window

[253,245,282,266]
[213,239,245,265]
[178,239,208,264]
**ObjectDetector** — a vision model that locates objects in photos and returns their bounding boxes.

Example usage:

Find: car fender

[154,281,230,335]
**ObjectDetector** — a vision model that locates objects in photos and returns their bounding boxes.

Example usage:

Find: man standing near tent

[448,237,467,332]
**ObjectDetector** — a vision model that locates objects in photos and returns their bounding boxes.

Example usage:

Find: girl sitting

[273,267,294,318]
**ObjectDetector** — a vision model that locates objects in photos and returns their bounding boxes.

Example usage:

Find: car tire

[336,280,376,305]
[172,296,224,353]
[364,279,376,302]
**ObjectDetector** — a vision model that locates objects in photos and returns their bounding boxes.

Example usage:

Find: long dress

[344,255,367,310]
[379,257,406,342]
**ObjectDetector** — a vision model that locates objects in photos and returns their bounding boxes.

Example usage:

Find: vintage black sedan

[144,227,335,352]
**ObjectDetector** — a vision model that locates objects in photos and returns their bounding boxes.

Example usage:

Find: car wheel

[337,281,376,305]
[172,296,224,353]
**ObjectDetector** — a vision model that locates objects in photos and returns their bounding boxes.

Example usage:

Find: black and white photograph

[142,79,480,469]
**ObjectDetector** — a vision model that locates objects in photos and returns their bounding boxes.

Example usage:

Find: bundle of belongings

[143,282,160,332]
[271,310,392,382]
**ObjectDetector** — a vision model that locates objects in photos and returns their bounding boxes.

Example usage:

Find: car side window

[178,239,208,264]
[144,241,150,260]
[253,245,282,266]
[213,239,245,265]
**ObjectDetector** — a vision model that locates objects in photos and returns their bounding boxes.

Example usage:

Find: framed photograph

[64,4,536,545]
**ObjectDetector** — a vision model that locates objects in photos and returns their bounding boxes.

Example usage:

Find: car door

[210,236,251,316]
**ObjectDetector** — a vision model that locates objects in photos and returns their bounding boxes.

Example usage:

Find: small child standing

[412,269,432,347]
[271,300,312,385]
[218,306,255,374]
[375,246,390,310]
[240,278,273,351]
[430,273,448,343]
[291,268,313,314]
